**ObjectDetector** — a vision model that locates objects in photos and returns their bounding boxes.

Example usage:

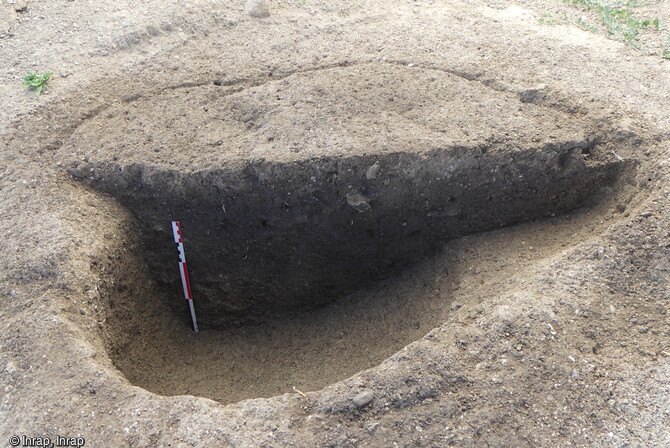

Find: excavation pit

[60,63,637,403]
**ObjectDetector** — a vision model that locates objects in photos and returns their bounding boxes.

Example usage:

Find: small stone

[593,247,605,259]
[12,0,28,12]
[352,390,374,408]
[245,0,270,18]
[365,161,380,180]
[346,192,371,212]
[364,422,379,433]
[0,20,10,35]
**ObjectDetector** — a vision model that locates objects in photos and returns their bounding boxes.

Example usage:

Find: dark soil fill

[72,146,624,327]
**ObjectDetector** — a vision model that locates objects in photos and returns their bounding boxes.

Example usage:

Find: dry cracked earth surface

[1,0,669,447]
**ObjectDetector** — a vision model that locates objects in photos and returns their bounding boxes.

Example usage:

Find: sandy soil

[1,0,669,447]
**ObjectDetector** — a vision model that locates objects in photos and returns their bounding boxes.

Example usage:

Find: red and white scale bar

[172,221,199,332]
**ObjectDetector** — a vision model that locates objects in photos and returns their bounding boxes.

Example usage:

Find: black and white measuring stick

[171,221,199,332]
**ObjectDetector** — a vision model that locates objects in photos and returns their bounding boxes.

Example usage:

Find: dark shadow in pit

[71,143,626,328]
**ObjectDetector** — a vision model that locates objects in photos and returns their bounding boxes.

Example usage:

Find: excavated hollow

[53,62,645,404]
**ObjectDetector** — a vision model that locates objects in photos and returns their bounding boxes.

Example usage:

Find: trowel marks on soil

[62,63,631,328]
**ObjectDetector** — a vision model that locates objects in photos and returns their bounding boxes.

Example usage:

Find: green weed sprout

[23,71,53,95]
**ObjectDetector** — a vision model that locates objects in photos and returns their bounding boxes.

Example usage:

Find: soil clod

[353,390,375,408]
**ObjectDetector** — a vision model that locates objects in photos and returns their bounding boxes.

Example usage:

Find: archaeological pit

[3,2,668,445]
[55,63,639,404]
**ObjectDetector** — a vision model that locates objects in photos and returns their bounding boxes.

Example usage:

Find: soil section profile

[61,63,634,327]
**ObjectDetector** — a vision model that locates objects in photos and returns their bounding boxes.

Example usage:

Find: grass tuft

[542,0,670,58]
[23,72,53,95]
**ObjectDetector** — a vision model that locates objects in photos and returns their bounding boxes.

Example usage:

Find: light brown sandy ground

[1,0,669,447]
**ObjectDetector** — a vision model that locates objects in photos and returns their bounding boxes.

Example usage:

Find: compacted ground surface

[1,0,669,447]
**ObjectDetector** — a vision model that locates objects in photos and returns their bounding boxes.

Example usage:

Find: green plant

[561,0,668,57]
[577,16,599,33]
[538,17,559,25]
[23,71,53,95]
